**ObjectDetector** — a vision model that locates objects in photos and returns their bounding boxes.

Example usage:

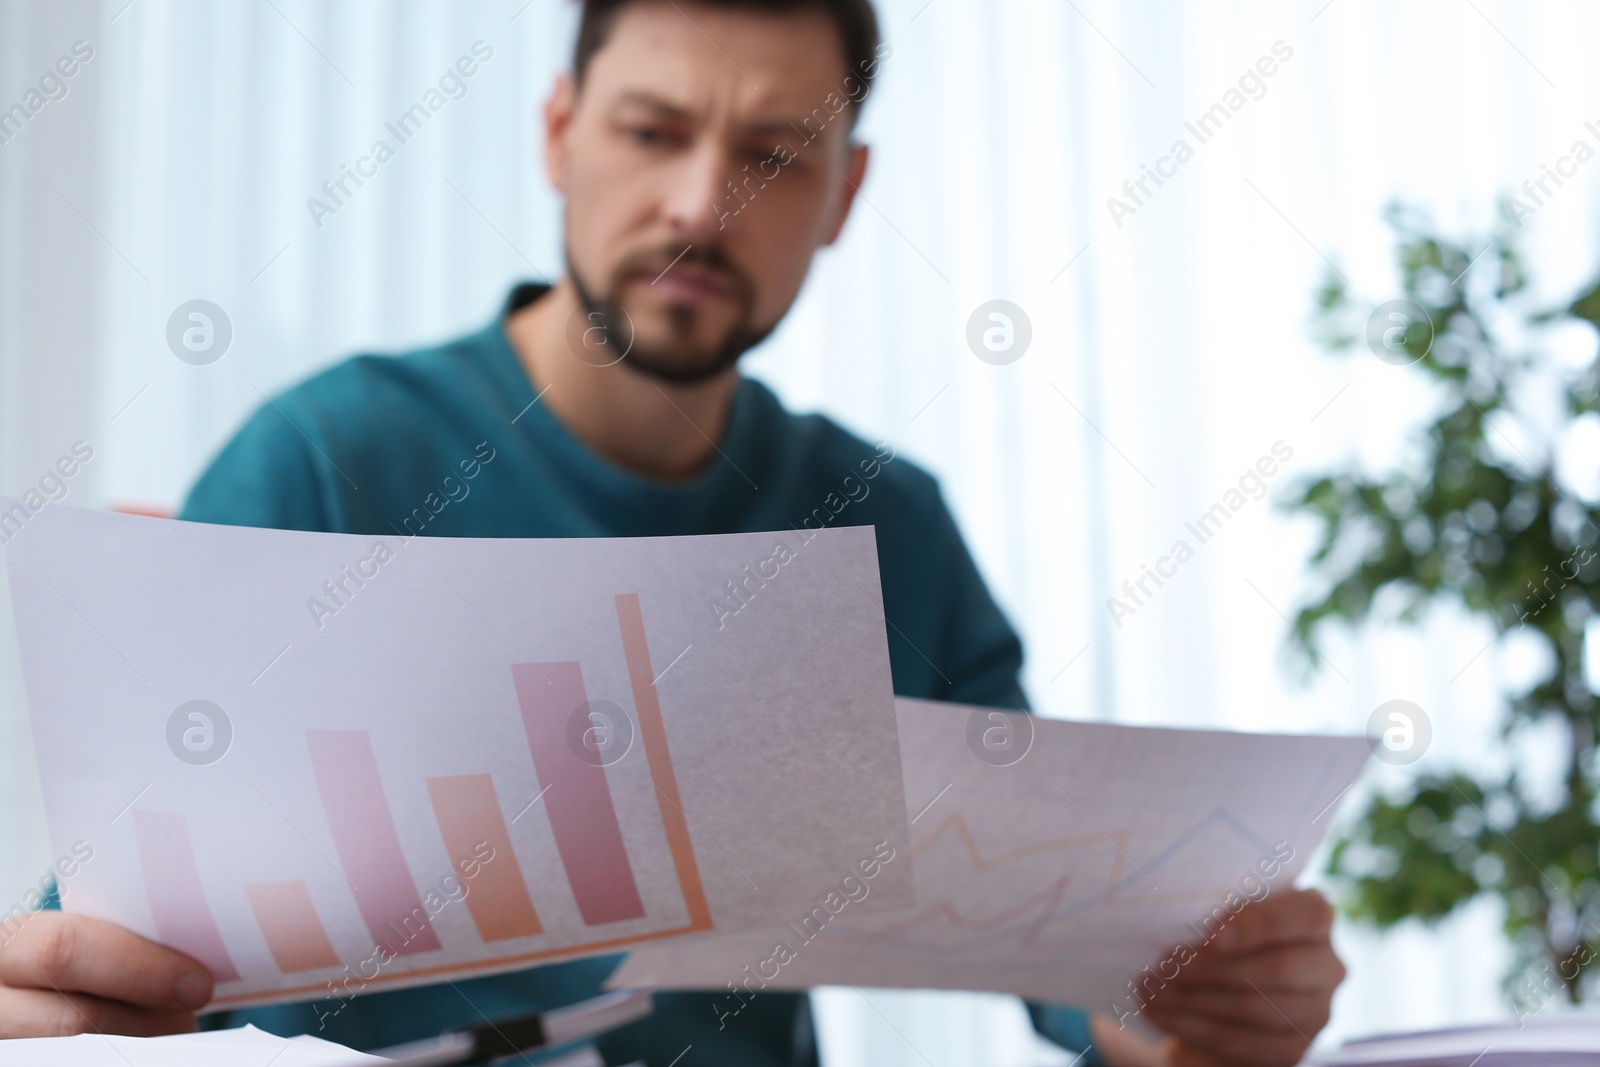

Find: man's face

[547,0,867,383]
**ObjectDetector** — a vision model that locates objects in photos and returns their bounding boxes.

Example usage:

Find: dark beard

[566,245,776,386]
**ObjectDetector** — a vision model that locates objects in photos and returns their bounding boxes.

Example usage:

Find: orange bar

[426,774,544,941]
[614,593,713,930]
[244,881,340,973]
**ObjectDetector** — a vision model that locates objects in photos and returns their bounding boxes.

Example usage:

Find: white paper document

[2,505,910,1008]
[1329,1018,1600,1066]
[0,1024,384,1067]
[609,697,1371,1018]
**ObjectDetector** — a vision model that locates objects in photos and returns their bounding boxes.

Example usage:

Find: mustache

[617,244,748,290]
[565,240,774,386]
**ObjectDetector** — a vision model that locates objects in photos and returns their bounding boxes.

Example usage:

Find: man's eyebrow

[609,91,696,121]
[740,118,811,137]
[607,90,841,138]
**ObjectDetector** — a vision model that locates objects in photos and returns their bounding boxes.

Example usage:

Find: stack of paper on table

[1325,1018,1600,1066]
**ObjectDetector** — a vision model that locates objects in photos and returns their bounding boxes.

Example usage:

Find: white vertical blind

[3,0,1598,1061]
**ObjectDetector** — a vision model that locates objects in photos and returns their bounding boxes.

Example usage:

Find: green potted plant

[1284,202,1600,1009]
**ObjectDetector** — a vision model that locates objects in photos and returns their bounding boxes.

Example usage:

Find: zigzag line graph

[911,811,1120,875]
[1026,803,1277,943]
[865,875,1073,944]
[815,804,1277,955]
[1113,805,1273,886]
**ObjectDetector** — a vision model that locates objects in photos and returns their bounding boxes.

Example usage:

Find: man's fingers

[0,911,213,1011]
[0,985,199,1039]
[1165,1028,1310,1067]
[1145,1010,1311,1067]
[1143,983,1331,1034]
[1139,890,1341,1067]
[1166,1048,1233,1067]
[1169,941,1345,993]
[1210,888,1334,955]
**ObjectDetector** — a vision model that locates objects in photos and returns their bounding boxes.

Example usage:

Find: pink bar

[132,810,240,982]
[511,662,646,925]
[306,729,441,956]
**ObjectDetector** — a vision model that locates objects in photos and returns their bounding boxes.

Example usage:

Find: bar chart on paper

[131,594,713,1007]
[10,508,913,1008]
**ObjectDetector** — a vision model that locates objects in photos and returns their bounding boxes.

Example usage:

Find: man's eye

[626,126,673,147]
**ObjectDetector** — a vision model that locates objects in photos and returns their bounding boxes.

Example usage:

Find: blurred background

[3,0,1599,1062]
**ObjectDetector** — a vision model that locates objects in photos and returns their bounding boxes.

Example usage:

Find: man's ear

[543,73,578,193]
[822,140,871,247]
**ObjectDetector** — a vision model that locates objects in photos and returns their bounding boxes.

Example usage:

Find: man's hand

[1091,888,1345,1067]
[0,911,212,1038]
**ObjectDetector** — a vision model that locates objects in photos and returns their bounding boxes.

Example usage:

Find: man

[0,1,1344,1063]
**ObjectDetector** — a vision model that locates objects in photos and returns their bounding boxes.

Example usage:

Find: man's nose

[660,140,738,242]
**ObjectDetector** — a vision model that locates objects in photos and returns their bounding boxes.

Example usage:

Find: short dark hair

[572,0,883,128]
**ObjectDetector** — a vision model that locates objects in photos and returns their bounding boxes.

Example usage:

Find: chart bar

[614,593,712,928]
[132,809,240,981]
[511,661,646,925]
[244,880,341,973]
[306,729,441,956]
[426,773,544,941]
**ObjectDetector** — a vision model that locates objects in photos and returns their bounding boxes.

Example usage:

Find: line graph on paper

[804,703,1355,980]
[818,802,1278,957]
[608,696,1372,1010]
